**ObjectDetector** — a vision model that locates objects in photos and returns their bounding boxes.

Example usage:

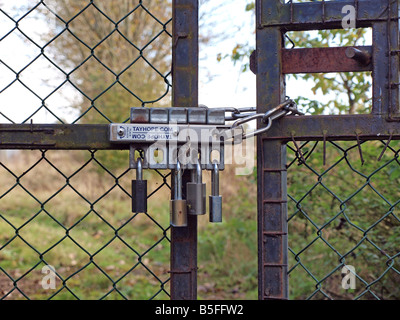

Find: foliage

[287,140,400,299]
[198,165,258,299]
[0,150,258,300]
[286,28,372,114]
[221,1,400,300]
[0,149,172,300]
[37,0,173,170]
[42,0,173,123]
[228,1,372,115]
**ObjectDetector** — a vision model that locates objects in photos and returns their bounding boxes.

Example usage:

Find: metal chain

[224,98,303,140]
[224,107,257,121]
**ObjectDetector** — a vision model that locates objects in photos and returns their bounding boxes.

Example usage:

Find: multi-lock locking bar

[112,106,233,228]
[111,102,303,228]
[109,107,231,171]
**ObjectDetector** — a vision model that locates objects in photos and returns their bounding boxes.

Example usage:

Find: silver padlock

[209,161,222,223]
[186,159,206,215]
[170,161,188,227]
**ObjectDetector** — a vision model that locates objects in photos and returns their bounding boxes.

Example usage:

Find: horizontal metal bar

[264,114,400,141]
[109,123,230,144]
[0,124,119,150]
[2,115,398,149]
[282,46,372,74]
[168,268,198,274]
[260,0,389,31]
[263,168,287,172]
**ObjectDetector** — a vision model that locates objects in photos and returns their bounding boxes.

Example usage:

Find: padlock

[132,157,147,213]
[170,161,188,227]
[186,159,206,215]
[209,161,222,222]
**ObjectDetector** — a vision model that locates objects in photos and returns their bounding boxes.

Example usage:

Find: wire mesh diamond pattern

[287,139,400,300]
[0,0,172,300]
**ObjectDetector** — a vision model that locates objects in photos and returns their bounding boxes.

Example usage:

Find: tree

[41,0,173,124]
[226,1,399,300]
[286,28,371,115]
[37,0,220,169]
[228,1,372,115]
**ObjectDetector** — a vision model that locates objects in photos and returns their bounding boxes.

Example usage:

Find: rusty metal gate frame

[256,0,400,300]
[0,0,199,300]
[170,0,199,300]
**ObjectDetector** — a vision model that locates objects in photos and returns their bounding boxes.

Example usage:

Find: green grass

[0,150,258,300]
[0,150,173,300]
[3,141,399,301]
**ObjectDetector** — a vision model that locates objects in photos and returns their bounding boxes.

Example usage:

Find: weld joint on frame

[263,168,287,173]
[263,200,288,204]
[263,263,288,267]
[168,267,198,275]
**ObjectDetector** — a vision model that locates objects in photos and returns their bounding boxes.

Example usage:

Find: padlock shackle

[190,158,202,184]
[174,160,183,200]
[211,161,219,196]
[136,157,143,180]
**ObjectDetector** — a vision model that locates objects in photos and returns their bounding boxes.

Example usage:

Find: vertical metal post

[170,0,199,300]
[372,21,390,116]
[372,0,399,118]
[256,0,289,300]
[387,0,400,118]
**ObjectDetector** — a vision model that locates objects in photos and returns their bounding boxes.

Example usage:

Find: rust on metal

[355,132,365,165]
[377,133,393,161]
[263,115,400,141]
[282,46,372,74]
[170,0,199,301]
[345,47,371,66]
[290,133,306,164]
[323,131,327,166]
[250,50,257,74]
[259,0,388,31]
[0,124,118,150]
[257,0,399,301]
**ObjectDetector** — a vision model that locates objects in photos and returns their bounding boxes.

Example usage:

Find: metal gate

[257,0,400,300]
[1,0,400,300]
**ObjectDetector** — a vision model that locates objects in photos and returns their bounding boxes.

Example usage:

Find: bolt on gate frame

[1,0,399,300]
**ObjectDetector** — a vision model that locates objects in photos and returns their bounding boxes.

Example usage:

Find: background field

[1,138,399,300]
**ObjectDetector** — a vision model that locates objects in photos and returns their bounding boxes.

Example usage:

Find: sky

[0,0,261,124]
[198,1,372,115]
[198,1,326,112]
[0,0,79,123]
[0,0,359,125]
[198,1,256,109]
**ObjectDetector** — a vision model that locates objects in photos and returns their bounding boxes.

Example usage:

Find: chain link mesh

[0,0,172,299]
[287,138,400,300]
[3,0,400,301]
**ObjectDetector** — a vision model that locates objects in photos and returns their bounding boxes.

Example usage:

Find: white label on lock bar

[109,123,233,143]
[110,124,177,142]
